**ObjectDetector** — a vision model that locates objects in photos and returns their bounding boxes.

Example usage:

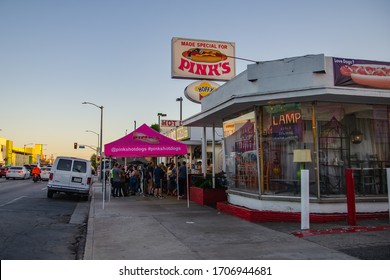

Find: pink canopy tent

[104,123,187,157]
[102,124,189,208]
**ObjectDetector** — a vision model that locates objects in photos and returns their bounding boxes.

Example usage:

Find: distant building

[0,137,44,166]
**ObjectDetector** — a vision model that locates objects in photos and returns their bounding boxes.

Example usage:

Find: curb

[83,185,97,260]
[293,225,390,237]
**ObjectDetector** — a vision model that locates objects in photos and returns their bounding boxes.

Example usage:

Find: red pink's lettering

[178,58,231,77]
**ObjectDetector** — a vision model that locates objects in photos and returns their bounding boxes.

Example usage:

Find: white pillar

[202,126,207,177]
[301,169,310,230]
[212,124,216,189]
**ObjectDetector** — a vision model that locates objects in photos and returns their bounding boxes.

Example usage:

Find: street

[0,177,89,260]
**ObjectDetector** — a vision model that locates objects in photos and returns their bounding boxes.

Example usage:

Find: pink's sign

[171,37,236,81]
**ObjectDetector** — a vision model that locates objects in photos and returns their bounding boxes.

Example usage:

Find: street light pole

[176,97,183,123]
[157,113,167,131]
[82,102,104,183]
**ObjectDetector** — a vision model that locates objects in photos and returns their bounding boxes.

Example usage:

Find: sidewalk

[83,183,364,260]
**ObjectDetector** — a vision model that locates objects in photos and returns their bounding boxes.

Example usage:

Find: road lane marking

[0,196,27,207]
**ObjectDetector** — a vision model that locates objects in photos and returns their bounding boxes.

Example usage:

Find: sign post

[346,168,357,226]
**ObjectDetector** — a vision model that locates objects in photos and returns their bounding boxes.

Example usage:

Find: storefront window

[317,103,389,196]
[223,112,258,193]
[262,103,315,196]
[223,103,389,198]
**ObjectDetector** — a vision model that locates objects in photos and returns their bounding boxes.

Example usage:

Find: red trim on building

[217,202,389,223]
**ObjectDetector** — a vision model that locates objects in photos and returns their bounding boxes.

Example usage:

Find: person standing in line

[153,163,164,198]
[160,162,168,193]
[166,162,175,196]
[112,163,121,197]
[178,161,187,198]
[146,161,154,195]
[172,162,179,196]
[160,162,167,173]
[130,165,140,195]
[120,166,127,197]
[125,165,131,195]
[139,165,145,195]
[109,167,114,196]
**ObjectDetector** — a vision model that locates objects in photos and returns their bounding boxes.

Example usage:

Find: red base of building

[217,202,389,223]
[190,187,227,207]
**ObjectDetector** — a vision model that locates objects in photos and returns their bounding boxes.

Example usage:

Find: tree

[90,154,97,170]
[150,123,160,132]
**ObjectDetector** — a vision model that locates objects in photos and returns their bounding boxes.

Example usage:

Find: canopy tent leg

[102,155,106,209]
[186,154,189,208]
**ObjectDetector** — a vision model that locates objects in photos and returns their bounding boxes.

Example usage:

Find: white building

[184,54,390,215]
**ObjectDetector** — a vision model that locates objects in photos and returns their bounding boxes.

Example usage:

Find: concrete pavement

[83,183,368,260]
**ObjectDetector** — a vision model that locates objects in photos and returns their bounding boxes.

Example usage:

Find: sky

[1,0,389,160]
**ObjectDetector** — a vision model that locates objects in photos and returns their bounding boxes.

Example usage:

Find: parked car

[0,166,10,178]
[23,164,33,175]
[47,157,92,200]
[40,166,51,181]
[6,166,31,180]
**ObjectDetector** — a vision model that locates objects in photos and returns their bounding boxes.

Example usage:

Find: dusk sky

[1,0,389,160]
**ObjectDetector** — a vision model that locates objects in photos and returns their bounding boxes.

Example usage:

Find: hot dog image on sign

[172,37,236,81]
[333,57,390,89]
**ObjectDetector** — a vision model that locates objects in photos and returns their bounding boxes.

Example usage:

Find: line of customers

[109,161,187,198]
[145,161,187,198]
[110,163,141,197]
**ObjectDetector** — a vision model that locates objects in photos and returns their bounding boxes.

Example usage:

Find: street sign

[78,145,85,149]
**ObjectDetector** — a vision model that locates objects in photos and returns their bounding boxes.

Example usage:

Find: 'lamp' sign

[171,37,236,81]
[271,110,303,141]
[184,80,220,104]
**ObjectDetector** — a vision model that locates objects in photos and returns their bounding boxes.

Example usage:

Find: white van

[47,156,92,200]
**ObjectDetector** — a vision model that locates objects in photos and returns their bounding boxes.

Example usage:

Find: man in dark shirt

[178,161,187,197]
[153,163,164,198]
[112,163,121,197]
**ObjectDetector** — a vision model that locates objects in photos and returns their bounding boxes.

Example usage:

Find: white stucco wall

[202,54,330,111]
[189,127,223,141]
[228,193,389,214]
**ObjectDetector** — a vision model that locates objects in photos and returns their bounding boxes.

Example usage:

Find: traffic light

[74,142,78,149]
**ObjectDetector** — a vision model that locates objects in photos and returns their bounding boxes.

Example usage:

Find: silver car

[6,166,31,180]
[40,166,51,181]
